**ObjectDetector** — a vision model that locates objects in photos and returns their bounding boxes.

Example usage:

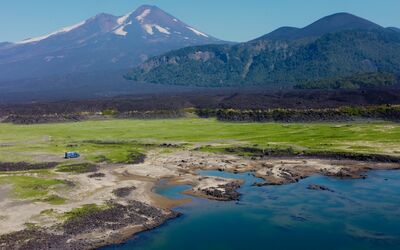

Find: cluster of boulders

[87,173,106,178]
[0,228,68,250]
[0,200,180,250]
[2,114,85,124]
[112,186,137,198]
[0,162,58,172]
[201,182,241,201]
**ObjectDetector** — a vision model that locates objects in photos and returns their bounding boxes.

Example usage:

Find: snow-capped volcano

[112,5,211,40]
[0,5,223,81]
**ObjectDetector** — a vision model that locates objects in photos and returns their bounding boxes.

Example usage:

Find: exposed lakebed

[103,170,400,250]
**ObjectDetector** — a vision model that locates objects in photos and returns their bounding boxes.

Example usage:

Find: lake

[103,170,400,250]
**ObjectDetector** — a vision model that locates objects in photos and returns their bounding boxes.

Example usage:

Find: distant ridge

[259,12,383,40]
[128,12,400,87]
[0,42,11,48]
[388,27,400,33]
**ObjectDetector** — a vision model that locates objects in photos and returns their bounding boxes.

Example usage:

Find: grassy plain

[0,118,399,164]
[0,176,66,200]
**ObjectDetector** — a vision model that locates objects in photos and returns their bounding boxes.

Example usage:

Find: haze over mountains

[0,5,222,81]
[129,12,400,87]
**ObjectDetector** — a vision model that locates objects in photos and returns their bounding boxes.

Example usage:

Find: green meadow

[0,118,399,163]
[0,176,66,202]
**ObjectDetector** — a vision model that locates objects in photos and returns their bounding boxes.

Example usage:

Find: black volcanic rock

[0,5,224,81]
[307,184,335,192]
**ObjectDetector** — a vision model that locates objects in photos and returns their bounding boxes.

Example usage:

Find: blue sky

[1,0,399,42]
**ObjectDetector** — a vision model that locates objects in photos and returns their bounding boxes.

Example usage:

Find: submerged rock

[290,215,308,222]
[346,225,397,242]
[307,184,335,192]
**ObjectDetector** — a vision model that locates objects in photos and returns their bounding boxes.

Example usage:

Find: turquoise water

[103,170,400,250]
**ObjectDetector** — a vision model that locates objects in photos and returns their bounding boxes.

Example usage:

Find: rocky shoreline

[0,200,179,250]
[1,149,399,250]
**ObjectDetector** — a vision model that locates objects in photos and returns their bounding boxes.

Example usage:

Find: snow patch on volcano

[187,27,209,37]
[16,21,86,44]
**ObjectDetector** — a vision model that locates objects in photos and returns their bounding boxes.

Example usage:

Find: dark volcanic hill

[260,13,382,41]
[128,13,400,87]
[0,5,224,81]
[388,27,400,33]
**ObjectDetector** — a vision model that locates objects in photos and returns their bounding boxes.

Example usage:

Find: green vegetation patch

[56,163,98,174]
[0,176,66,200]
[63,204,110,222]
[198,144,400,163]
[126,151,146,164]
[1,118,400,162]
[198,145,297,157]
[24,223,38,230]
[89,150,146,164]
[68,140,150,164]
[40,209,58,216]
[101,109,118,116]
[38,195,66,205]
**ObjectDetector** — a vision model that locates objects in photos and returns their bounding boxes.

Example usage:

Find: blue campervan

[64,152,80,159]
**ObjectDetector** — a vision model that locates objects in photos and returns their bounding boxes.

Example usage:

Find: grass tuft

[39,195,66,205]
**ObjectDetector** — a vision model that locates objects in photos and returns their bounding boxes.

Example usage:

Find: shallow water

[103,170,400,250]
